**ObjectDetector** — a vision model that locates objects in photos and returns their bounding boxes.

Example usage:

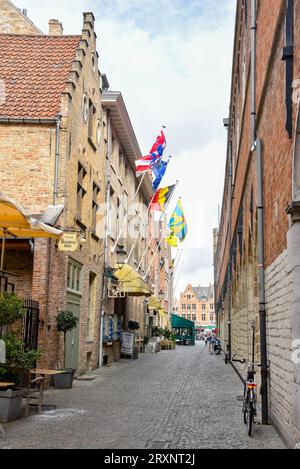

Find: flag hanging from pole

[150,185,175,212]
[167,200,188,247]
[152,154,170,191]
[135,131,166,177]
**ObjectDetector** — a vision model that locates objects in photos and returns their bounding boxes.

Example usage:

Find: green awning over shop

[171,314,195,329]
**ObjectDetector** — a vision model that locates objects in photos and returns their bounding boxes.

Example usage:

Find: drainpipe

[224,117,233,361]
[251,0,269,425]
[256,138,269,425]
[53,116,61,206]
[250,0,257,143]
[227,140,233,360]
[98,110,112,368]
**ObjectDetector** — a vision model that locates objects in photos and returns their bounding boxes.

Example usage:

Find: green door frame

[65,293,81,370]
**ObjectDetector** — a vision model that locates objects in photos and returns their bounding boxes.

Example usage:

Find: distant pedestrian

[210,332,217,354]
[206,332,212,351]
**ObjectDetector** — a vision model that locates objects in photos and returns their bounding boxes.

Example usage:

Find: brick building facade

[0,0,176,373]
[99,91,154,364]
[214,0,300,447]
[0,8,106,375]
[180,284,215,330]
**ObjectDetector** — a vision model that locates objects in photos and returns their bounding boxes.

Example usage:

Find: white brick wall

[265,249,296,443]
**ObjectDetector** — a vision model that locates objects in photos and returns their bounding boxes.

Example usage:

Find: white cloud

[13,0,236,295]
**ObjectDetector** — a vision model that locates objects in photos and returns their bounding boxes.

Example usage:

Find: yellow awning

[114,264,151,297]
[0,192,63,270]
[148,296,162,310]
[0,192,63,239]
[159,309,167,317]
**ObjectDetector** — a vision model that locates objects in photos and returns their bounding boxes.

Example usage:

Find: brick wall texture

[0,0,42,35]
[0,5,170,376]
[215,0,300,447]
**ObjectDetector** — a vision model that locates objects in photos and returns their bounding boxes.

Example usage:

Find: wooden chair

[24,374,45,417]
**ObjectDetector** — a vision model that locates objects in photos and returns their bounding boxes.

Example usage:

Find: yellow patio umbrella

[0,192,63,271]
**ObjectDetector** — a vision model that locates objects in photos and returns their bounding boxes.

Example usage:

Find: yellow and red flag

[150,185,175,212]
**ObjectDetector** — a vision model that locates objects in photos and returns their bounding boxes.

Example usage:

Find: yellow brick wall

[0,124,56,211]
[0,0,42,35]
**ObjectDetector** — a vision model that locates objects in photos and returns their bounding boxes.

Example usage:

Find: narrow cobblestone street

[0,343,285,449]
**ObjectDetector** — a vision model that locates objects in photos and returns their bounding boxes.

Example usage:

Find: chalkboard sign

[121,332,135,359]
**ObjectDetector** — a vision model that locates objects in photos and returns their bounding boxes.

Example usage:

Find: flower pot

[53,369,76,390]
[0,388,25,423]
[133,347,139,360]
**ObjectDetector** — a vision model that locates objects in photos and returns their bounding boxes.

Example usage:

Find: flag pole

[144,226,168,279]
[173,250,184,294]
[136,181,179,270]
[123,172,154,264]
[134,172,146,199]
[173,249,183,277]
[114,127,168,257]
[111,172,147,254]
[174,261,184,295]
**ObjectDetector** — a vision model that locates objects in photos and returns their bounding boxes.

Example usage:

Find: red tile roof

[0,35,81,119]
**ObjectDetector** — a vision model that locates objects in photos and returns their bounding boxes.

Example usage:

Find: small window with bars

[92,183,100,235]
[77,163,87,223]
[88,99,97,150]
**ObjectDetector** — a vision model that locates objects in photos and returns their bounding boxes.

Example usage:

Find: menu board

[121,332,135,358]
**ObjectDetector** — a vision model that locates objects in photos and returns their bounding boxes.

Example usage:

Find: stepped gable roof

[192,286,214,301]
[0,34,81,119]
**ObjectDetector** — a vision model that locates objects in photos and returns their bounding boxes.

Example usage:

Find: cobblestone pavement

[0,342,286,449]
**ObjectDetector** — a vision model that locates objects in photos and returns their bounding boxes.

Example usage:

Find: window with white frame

[67,260,83,294]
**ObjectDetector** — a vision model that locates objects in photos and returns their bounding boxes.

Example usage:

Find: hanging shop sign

[58,233,78,252]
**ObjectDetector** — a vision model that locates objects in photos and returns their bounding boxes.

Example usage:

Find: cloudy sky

[14,0,236,296]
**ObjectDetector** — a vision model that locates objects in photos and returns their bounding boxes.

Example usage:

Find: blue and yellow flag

[167,200,188,247]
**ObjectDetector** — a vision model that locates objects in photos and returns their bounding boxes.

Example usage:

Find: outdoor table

[25,369,66,416]
[0,382,15,441]
[0,382,15,389]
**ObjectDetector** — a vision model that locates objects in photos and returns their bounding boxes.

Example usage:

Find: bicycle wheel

[243,389,248,425]
[243,408,247,425]
[247,405,255,437]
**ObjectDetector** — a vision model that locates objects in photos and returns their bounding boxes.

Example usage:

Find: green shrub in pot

[54,310,78,389]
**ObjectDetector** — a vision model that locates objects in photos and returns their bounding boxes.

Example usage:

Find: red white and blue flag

[135,131,166,177]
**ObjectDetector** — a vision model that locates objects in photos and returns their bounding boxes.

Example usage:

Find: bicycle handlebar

[231,355,246,364]
[231,355,264,368]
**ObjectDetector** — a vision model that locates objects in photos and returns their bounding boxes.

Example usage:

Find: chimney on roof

[49,19,63,36]
[22,9,27,17]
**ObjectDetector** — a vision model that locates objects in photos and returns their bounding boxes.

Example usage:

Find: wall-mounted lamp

[80,236,87,246]
[158,289,164,301]
[116,244,127,265]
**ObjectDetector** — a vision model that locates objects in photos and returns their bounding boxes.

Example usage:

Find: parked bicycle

[232,356,261,436]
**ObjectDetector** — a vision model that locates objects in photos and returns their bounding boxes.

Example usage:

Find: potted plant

[0,333,41,422]
[171,334,177,350]
[128,320,139,331]
[53,310,78,389]
[0,293,25,336]
[0,293,39,423]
